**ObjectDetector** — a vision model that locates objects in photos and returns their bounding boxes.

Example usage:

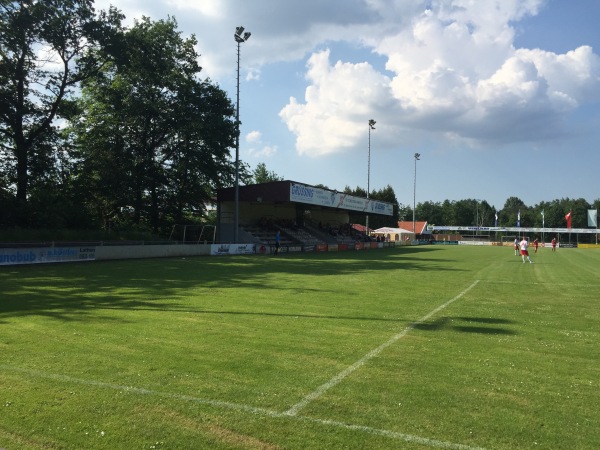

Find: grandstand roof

[217,180,394,216]
[397,221,429,234]
[217,180,292,203]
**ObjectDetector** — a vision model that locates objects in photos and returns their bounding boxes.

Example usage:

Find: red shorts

[520,250,529,256]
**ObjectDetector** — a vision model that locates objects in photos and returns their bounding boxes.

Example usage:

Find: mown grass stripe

[283,280,480,417]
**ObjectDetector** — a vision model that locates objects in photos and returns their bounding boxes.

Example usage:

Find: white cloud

[165,0,224,18]
[244,131,277,158]
[247,145,278,159]
[279,49,393,157]
[245,130,262,143]
[278,0,600,154]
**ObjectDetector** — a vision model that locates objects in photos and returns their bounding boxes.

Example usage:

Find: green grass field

[1,245,599,449]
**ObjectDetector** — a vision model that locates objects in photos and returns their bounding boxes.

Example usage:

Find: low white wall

[95,244,212,261]
[0,244,213,266]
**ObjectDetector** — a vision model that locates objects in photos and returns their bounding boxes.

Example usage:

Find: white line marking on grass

[0,364,487,450]
[298,416,488,450]
[0,365,274,417]
[483,280,600,288]
[283,280,480,417]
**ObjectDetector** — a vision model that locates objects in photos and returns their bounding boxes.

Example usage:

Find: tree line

[1,2,598,241]
[412,196,599,230]
[342,186,599,240]
[1,1,246,237]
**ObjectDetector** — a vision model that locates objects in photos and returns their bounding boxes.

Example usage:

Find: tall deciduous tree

[71,16,236,232]
[417,201,443,226]
[0,0,121,225]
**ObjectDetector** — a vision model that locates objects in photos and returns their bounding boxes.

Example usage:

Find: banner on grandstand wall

[289,182,393,216]
[588,209,598,227]
[210,243,255,256]
[0,246,96,266]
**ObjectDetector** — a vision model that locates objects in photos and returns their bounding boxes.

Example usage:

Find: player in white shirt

[520,238,534,264]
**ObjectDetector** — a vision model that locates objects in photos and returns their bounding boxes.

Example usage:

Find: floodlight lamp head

[369,119,376,129]
[414,152,421,160]
[235,26,245,36]
[243,32,251,41]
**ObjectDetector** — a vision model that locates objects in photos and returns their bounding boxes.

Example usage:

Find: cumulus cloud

[279,0,600,154]
[279,50,394,156]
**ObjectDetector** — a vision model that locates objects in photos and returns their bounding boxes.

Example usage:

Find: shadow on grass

[93,305,407,323]
[414,316,517,335]
[0,246,461,320]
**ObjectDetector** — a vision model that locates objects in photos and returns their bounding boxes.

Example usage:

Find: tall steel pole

[234,27,250,243]
[366,119,376,235]
[413,153,420,234]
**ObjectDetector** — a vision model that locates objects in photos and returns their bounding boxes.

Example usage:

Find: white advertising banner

[210,243,256,256]
[289,183,393,216]
[0,246,97,265]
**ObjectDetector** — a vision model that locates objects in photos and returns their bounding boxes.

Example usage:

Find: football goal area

[168,225,216,244]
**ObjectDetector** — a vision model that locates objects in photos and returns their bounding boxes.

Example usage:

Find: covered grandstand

[216,181,394,251]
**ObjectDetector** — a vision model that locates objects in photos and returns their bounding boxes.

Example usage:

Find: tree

[252,162,283,184]
[500,196,526,227]
[417,201,443,226]
[540,199,565,229]
[397,203,411,223]
[0,0,122,225]
[452,200,476,227]
[70,16,236,232]
[440,200,456,225]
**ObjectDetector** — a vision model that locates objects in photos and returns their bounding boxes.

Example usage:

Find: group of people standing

[513,236,558,263]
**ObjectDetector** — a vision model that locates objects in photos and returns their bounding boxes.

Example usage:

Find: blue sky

[96,0,600,211]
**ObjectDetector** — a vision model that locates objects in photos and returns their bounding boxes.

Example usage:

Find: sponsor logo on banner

[211,244,256,256]
[290,183,314,199]
[0,247,97,265]
[290,182,392,216]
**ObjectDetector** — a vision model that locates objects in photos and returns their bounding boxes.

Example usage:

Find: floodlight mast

[413,153,420,234]
[366,119,376,235]
[233,26,250,243]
